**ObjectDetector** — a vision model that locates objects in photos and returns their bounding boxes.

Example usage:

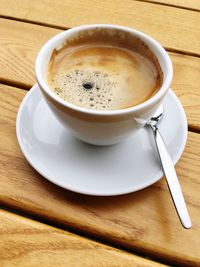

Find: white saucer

[16,84,187,196]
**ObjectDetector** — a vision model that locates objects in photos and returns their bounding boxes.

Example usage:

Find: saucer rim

[16,84,188,196]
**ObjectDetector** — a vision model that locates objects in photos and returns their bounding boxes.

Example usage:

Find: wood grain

[0,84,200,266]
[0,18,200,130]
[140,0,200,11]
[0,18,59,88]
[0,0,199,55]
[0,209,168,267]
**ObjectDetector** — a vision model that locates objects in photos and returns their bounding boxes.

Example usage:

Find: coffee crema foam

[47,29,163,110]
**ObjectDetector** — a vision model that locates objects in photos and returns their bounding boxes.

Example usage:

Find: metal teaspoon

[146,105,192,229]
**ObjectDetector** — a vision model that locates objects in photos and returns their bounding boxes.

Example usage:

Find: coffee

[47,28,163,110]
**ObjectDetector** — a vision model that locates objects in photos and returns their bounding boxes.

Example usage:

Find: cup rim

[35,24,173,116]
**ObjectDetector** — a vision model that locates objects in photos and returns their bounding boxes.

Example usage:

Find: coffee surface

[47,29,163,110]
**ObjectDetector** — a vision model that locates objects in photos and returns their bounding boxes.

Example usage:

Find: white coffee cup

[35,24,173,146]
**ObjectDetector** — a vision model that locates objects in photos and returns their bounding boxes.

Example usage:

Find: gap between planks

[0,15,68,30]
[0,78,30,91]
[133,0,200,13]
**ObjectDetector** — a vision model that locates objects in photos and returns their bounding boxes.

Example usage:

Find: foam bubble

[50,69,119,110]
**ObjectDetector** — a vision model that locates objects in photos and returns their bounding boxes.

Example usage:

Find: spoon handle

[151,125,192,229]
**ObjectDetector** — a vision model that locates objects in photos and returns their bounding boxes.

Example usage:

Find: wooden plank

[0,209,167,267]
[140,0,200,11]
[0,18,200,131]
[0,84,199,267]
[0,19,59,88]
[171,53,200,131]
[0,0,199,55]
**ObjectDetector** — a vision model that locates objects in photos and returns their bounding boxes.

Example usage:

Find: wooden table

[0,1,199,266]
